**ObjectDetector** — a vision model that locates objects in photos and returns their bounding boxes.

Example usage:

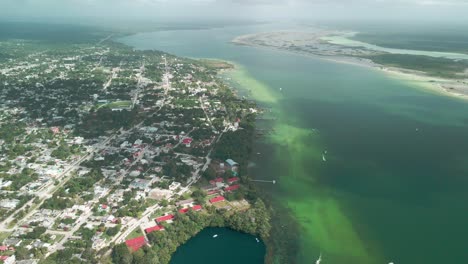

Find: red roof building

[50,127,60,134]
[182,138,193,144]
[182,138,193,147]
[227,177,239,183]
[0,246,7,251]
[125,236,147,252]
[209,196,225,204]
[178,208,190,214]
[224,184,240,192]
[207,190,219,195]
[155,214,175,223]
[145,225,164,234]
[192,205,202,211]
[209,177,224,185]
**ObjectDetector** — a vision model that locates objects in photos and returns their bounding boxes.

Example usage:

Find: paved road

[49,206,93,254]
[97,34,114,45]
[199,97,216,131]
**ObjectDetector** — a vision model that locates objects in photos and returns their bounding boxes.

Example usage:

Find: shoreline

[222,59,377,263]
[216,60,302,264]
[102,37,274,264]
[216,61,281,264]
[113,29,468,264]
[232,35,468,102]
[109,31,278,262]
[114,32,377,264]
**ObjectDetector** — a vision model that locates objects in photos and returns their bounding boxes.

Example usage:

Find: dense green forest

[76,108,141,138]
[212,113,256,176]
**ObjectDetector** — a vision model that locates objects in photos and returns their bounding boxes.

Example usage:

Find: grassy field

[0,232,11,243]
[52,233,65,243]
[173,98,198,108]
[126,226,144,240]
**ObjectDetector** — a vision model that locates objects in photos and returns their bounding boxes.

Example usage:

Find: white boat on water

[322,154,326,162]
[213,234,218,238]
[315,253,322,264]
[255,238,260,243]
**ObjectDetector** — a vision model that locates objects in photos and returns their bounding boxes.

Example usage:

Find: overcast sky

[1,0,468,23]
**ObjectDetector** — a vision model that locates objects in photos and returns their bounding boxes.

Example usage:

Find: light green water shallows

[119,24,468,264]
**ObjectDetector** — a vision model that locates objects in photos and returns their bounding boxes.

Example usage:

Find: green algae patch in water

[120,24,468,264]
[225,63,280,104]
[226,65,383,263]
[269,121,380,264]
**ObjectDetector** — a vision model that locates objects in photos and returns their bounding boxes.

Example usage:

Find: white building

[0,199,20,209]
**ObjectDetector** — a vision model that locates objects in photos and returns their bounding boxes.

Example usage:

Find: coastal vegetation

[198,59,234,70]
[110,85,273,263]
[212,115,256,176]
[352,32,468,54]
[367,54,468,79]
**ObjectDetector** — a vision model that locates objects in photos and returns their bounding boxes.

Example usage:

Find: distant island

[232,30,468,99]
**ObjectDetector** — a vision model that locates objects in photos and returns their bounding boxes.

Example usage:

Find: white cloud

[1,0,467,22]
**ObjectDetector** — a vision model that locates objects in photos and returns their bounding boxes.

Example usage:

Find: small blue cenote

[170,228,265,264]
